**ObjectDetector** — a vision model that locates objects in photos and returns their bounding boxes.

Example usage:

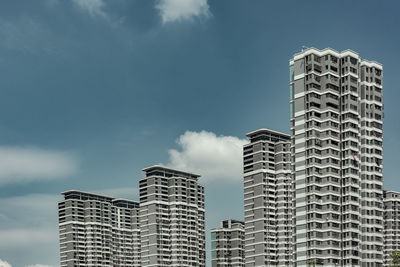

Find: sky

[1,0,400,266]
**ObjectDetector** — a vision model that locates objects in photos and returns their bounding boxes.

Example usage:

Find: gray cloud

[0,147,78,185]
[0,259,54,267]
[72,0,108,19]
[0,228,56,249]
[155,0,211,24]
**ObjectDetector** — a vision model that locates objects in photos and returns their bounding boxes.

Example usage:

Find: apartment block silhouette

[211,219,245,267]
[243,129,292,266]
[290,48,384,266]
[139,166,206,266]
[58,166,205,267]
[58,190,140,267]
[383,190,400,266]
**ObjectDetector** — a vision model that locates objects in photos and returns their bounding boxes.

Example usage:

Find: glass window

[290,84,294,100]
[290,65,294,82]
[211,232,216,240]
[290,102,295,118]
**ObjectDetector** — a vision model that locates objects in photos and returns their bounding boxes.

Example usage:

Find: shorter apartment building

[139,165,206,267]
[59,166,206,267]
[384,190,400,266]
[211,219,245,267]
[243,129,292,266]
[58,190,140,267]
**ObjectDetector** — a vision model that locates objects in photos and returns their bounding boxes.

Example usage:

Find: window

[290,102,295,118]
[290,84,294,100]
[290,65,294,82]
[350,57,358,65]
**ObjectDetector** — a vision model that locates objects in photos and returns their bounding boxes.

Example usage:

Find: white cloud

[0,147,78,185]
[72,0,108,19]
[0,259,12,267]
[26,264,54,267]
[156,0,211,24]
[167,131,247,182]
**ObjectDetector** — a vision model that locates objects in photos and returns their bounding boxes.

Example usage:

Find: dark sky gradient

[0,1,400,266]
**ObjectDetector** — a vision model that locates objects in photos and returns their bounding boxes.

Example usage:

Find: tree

[391,251,400,267]
[308,259,316,267]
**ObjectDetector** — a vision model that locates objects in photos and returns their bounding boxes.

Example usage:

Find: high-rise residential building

[58,190,140,267]
[211,219,245,267]
[139,165,206,267]
[290,47,384,266]
[243,129,292,266]
[383,190,400,266]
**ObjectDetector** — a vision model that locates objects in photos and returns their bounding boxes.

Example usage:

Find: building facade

[139,165,206,267]
[243,129,292,266]
[383,190,400,266]
[58,190,140,267]
[290,47,384,266]
[211,219,245,267]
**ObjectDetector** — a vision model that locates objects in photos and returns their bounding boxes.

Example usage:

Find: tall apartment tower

[290,48,384,266]
[211,219,245,267]
[139,165,206,267]
[58,190,140,267]
[383,190,400,266]
[243,129,292,266]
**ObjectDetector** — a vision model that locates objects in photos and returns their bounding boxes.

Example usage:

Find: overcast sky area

[1,0,400,266]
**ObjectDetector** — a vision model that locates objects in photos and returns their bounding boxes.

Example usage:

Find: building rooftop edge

[221,218,244,223]
[291,47,382,67]
[384,189,400,194]
[293,47,359,58]
[210,218,245,231]
[142,165,201,178]
[61,190,138,203]
[112,198,139,204]
[246,128,290,138]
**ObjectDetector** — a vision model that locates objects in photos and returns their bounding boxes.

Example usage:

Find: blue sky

[1,0,400,266]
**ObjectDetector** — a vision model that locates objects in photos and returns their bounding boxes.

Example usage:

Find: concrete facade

[58,190,140,267]
[243,129,292,266]
[290,47,384,266]
[383,190,400,266]
[139,165,206,267]
[211,219,245,267]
